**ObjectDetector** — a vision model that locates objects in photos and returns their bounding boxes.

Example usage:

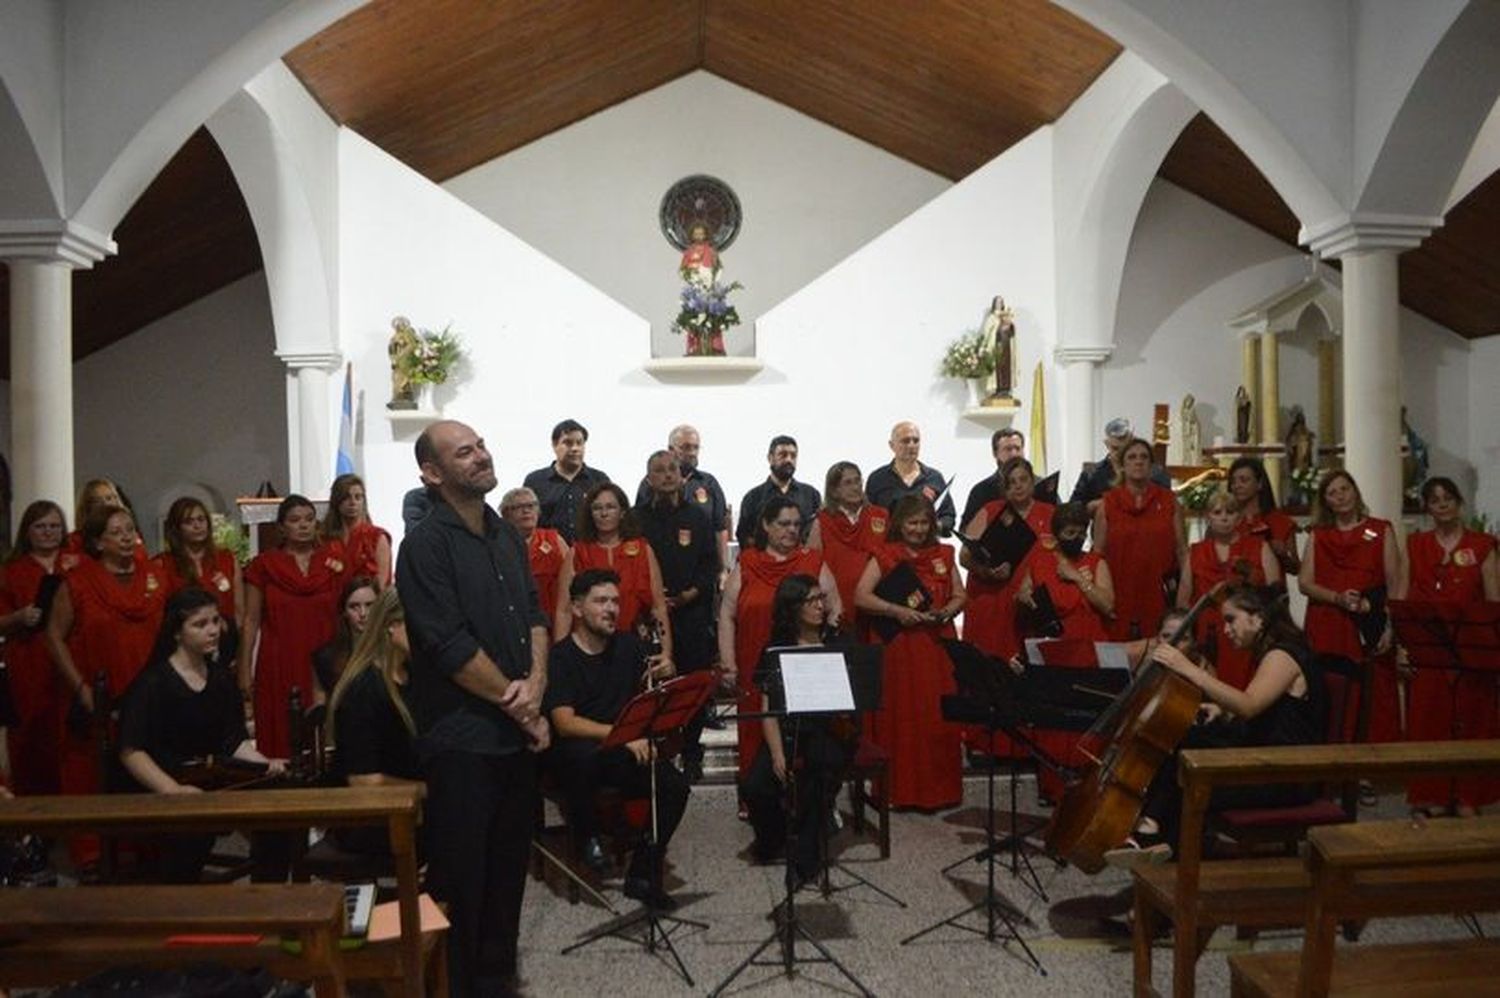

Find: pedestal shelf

[641,356,764,381]
[386,408,442,431]
[960,405,1018,425]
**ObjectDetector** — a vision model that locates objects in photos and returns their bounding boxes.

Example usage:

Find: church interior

[2,1,1500,995]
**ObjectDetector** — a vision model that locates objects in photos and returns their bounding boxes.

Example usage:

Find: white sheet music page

[781,653,855,713]
[1094,642,1134,671]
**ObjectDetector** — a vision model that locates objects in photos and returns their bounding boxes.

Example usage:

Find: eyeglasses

[505,502,539,512]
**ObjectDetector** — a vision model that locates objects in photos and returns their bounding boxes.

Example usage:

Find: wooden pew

[0,785,433,998]
[1227,815,1500,997]
[1130,740,1500,998]
[0,883,348,995]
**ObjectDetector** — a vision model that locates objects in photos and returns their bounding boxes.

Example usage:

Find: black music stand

[561,670,714,987]
[1389,600,1500,812]
[901,641,1045,975]
[710,646,881,998]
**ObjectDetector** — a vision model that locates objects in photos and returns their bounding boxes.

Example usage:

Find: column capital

[1301,213,1441,258]
[0,219,116,267]
[1053,344,1113,365]
[276,349,343,371]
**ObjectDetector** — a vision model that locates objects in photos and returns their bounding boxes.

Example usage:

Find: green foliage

[400,325,464,385]
[211,512,250,567]
[939,329,996,379]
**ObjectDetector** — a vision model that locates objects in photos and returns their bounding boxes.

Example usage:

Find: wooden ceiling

[2,1,1496,370]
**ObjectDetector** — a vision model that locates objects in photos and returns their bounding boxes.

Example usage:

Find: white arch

[0,84,60,219]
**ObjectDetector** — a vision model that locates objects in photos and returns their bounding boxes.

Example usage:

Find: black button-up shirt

[735,478,822,548]
[395,498,547,759]
[960,472,1004,533]
[636,497,720,670]
[522,463,611,542]
[866,461,957,533]
[634,467,730,535]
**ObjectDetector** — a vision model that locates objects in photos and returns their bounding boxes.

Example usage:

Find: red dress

[327,521,391,587]
[573,539,654,635]
[1023,540,1109,799]
[59,558,166,796]
[244,547,342,756]
[1241,508,1298,558]
[0,555,66,795]
[526,529,566,629]
[866,542,963,809]
[1405,529,1499,809]
[153,549,238,624]
[1187,534,1268,689]
[816,505,887,617]
[1102,484,1179,640]
[1303,518,1398,742]
[733,547,824,778]
[961,499,1053,756]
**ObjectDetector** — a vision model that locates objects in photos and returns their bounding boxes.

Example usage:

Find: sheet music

[1024,638,1051,664]
[781,653,855,713]
[1094,642,1134,671]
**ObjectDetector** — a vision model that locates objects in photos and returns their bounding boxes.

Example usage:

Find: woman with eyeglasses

[552,482,671,661]
[45,504,167,866]
[855,495,967,810]
[156,496,243,664]
[499,486,568,636]
[0,501,69,795]
[721,496,842,781]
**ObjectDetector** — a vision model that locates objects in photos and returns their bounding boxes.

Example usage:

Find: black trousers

[151,830,295,885]
[423,750,536,998]
[549,738,689,871]
[740,726,851,880]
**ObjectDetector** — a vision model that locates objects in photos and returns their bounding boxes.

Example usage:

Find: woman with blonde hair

[1177,487,1280,688]
[327,588,420,854]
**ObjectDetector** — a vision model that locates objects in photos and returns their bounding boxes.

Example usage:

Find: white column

[277,351,342,496]
[1340,250,1404,524]
[8,261,76,519]
[1055,345,1113,500]
[1306,217,1433,528]
[1,221,114,530]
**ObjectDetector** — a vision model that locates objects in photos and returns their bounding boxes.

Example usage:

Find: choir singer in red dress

[323,473,393,587]
[1177,488,1280,689]
[0,501,70,796]
[1093,438,1187,641]
[807,461,886,622]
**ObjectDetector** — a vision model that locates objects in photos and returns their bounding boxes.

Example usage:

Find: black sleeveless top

[1245,642,1324,748]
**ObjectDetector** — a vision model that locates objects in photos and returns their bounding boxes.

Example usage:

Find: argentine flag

[335,363,356,476]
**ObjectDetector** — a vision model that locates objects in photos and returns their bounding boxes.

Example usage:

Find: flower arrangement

[1289,465,1324,504]
[212,512,250,567]
[672,261,743,356]
[398,322,464,386]
[939,329,996,379]
[1177,473,1224,511]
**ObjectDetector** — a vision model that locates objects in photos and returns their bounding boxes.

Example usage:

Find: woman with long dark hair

[322,473,393,587]
[156,496,243,662]
[740,574,851,880]
[237,495,343,757]
[0,500,68,795]
[1297,469,1404,742]
[1404,477,1499,815]
[1227,457,1300,577]
[1111,585,1325,863]
[311,575,379,700]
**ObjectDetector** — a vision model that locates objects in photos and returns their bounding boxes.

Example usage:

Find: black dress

[329,667,420,855]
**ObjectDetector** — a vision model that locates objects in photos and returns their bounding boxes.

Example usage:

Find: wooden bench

[0,785,435,998]
[1227,815,1500,997]
[0,883,348,994]
[1131,739,1500,998]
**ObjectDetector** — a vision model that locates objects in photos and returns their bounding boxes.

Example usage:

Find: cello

[1044,584,1224,873]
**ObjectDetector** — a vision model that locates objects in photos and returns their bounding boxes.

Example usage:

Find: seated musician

[1122,607,1211,676]
[116,589,289,883]
[326,587,420,855]
[544,568,688,909]
[741,573,854,884]
[1106,584,1325,865]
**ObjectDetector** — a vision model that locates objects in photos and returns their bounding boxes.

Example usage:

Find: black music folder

[970,504,1037,569]
[1021,583,1064,639]
[1352,585,1388,650]
[870,561,932,642]
[1033,471,1061,506]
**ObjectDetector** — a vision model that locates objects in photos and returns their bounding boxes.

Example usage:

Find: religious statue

[1235,385,1253,444]
[679,223,718,277]
[1181,393,1202,465]
[1401,406,1430,507]
[672,221,741,357]
[978,295,1017,404]
[387,315,419,410]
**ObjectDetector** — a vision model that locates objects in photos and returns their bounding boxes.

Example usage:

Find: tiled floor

[516,776,1495,996]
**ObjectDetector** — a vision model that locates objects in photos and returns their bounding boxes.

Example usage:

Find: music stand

[560,670,714,987]
[1389,600,1500,811]
[901,640,1045,975]
[710,646,880,998]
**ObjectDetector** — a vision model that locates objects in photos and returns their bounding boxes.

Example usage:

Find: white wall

[339,124,1056,545]
[1469,337,1500,521]
[1107,179,1476,501]
[442,71,951,357]
[71,271,286,547]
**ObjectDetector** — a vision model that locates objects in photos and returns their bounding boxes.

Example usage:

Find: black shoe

[623,876,678,910]
[682,755,704,784]
[579,837,609,874]
[703,709,726,731]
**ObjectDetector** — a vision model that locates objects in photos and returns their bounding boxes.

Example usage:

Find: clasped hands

[499,677,550,751]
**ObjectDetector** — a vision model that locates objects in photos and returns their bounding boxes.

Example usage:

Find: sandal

[1104,837,1172,870]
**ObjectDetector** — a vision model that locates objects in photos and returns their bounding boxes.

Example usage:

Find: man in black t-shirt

[734,434,821,548]
[544,569,690,909]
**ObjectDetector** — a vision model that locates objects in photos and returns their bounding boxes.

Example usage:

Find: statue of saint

[1285,405,1315,475]
[679,222,718,279]
[978,295,1017,401]
[1401,406,1430,502]
[1181,393,1202,465]
[387,315,419,410]
[1235,385,1253,444]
